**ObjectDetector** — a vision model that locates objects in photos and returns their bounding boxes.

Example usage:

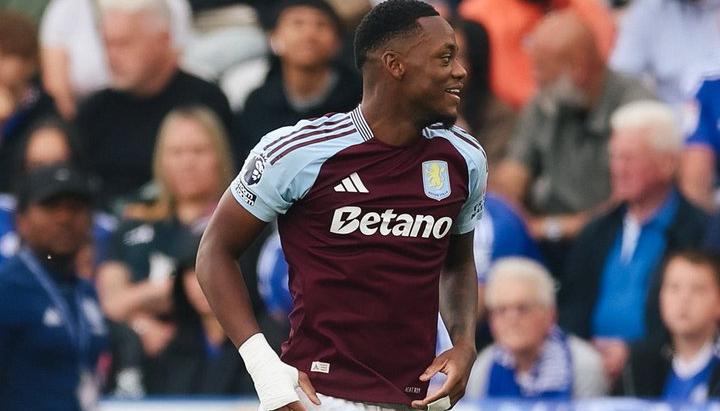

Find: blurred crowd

[2,0,720,408]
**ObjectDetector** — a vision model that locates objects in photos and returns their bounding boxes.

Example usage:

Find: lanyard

[19,249,90,358]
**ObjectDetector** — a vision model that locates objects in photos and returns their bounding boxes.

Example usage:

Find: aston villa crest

[422,160,451,201]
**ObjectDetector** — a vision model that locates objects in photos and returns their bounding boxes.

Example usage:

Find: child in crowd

[620,250,720,402]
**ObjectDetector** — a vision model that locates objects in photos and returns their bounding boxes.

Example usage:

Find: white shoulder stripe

[350,106,374,141]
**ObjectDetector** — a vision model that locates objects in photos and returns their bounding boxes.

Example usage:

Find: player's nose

[452,58,467,81]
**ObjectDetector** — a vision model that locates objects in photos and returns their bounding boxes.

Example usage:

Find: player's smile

[445,85,463,101]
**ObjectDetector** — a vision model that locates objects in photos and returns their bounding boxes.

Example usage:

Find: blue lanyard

[19,249,90,356]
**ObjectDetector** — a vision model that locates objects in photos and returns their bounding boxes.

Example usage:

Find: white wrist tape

[239,333,300,410]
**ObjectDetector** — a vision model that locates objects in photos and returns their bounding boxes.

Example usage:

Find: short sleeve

[229,127,317,222]
[230,155,294,222]
[230,113,365,221]
[452,145,488,235]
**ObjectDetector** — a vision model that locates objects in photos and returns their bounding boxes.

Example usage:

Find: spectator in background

[610,0,720,121]
[0,117,117,275]
[0,10,57,193]
[454,19,516,180]
[75,0,232,207]
[619,250,720,402]
[680,76,720,212]
[96,106,233,395]
[466,258,607,400]
[560,100,708,383]
[181,0,267,81]
[458,0,615,109]
[16,117,82,171]
[233,0,362,158]
[40,0,194,120]
[493,10,652,275]
[144,246,254,395]
[0,165,107,411]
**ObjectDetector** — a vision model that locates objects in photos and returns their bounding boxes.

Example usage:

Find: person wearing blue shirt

[619,250,720,402]
[0,165,108,411]
[560,101,709,383]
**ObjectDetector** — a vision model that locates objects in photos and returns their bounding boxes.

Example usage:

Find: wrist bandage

[239,333,300,410]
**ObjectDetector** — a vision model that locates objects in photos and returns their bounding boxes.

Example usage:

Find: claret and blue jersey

[230,106,487,405]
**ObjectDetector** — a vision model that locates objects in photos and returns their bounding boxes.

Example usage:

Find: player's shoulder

[424,124,487,169]
[249,110,365,168]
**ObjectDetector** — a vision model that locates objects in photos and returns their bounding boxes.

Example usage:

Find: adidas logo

[334,172,368,193]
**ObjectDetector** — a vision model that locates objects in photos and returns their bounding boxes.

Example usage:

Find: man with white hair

[559,100,709,383]
[75,0,232,206]
[465,257,607,400]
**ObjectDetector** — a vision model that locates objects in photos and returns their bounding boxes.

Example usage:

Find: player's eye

[440,55,451,65]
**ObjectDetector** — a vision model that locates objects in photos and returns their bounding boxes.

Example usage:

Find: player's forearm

[440,260,478,350]
[196,233,261,348]
[440,231,478,349]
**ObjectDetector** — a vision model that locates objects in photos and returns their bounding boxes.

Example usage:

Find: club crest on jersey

[242,155,266,186]
[422,160,450,201]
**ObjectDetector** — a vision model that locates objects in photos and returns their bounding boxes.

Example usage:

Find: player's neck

[360,94,425,146]
[282,63,333,101]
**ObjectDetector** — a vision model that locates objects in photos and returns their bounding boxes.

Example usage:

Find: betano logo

[330,206,453,239]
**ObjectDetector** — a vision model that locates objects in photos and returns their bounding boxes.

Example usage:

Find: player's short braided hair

[353,0,439,70]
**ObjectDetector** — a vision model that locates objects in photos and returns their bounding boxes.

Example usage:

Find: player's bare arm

[412,231,478,410]
[196,190,320,411]
[196,190,265,345]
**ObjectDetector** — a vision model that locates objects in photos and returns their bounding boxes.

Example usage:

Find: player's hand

[411,343,476,410]
[270,371,321,411]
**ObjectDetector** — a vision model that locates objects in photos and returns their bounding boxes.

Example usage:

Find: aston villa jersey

[230,106,487,405]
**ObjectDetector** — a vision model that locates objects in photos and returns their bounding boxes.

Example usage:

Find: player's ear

[381,51,405,80]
